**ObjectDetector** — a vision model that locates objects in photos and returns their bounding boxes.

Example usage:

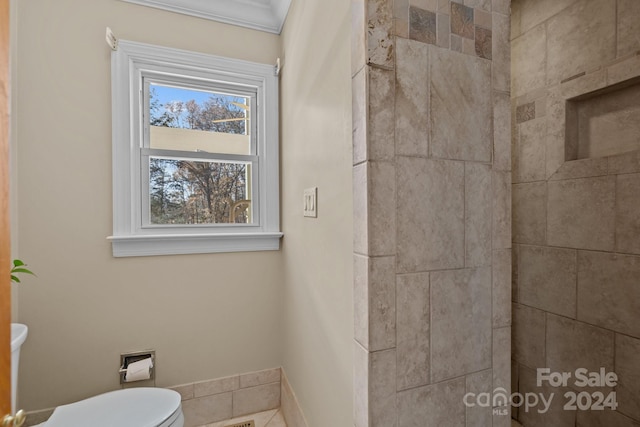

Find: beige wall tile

[430,47,492,162]
[517,0,577,33]
[518,245,577,318]
[465,370,493,427]
[493,407,511,427]
[546,0,616,85]
[396,272,430,390]
[368,256,397,351]
[615,334,640,421]
[352,0,366,77]
[492,0,509,16]
[395,38,429,157]
[465,163,492,267]
[546,314,614,378]
[492,13,510,92]
[368,67,396,161]
[512,245,519,303]
[549,158,608,181]
[512,303,545,369]
[511,360,519,419]
[609,150,640,175]
[512,182,546,245]
[170,383,194,400]
[369,161,396,256]
[493,326,511,391]
[397,377,466,427]
[353,343,369,427]
[370,349,397,427]
[576,409,640,427]
[616,173,640,255]
[354,255,369,348]
[493,249,512,327]
[182,392,233,427]
[353,163,368,255]
[352,67,367,164]
[510,0,521,40]
[397,157,465,272]
[436,13,451,48]
[577,251,640,338]
[396,0,410,18]
[607,54,640,86]
[232,382,281,418]
[239,368,280,389]
[513,117,546,183]
[431,268,492,381]
[194,375,239,398]
[411,0,438,11]
[517,365,576,427]
[475,9,492,28]
[511,24,546,97]
[617,0,640,58]
[547,176,616,251]
[465,0,490,11]
[394,17,410,38]
[367,0,395,68]
[493,171,512,249]
[493,91,511,171]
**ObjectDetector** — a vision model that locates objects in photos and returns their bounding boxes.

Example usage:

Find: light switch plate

[303,187,317,218]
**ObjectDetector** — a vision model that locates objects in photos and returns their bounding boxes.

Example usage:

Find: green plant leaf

[11,275,20,283]
[13,259,25,267]
[11,268,34,275]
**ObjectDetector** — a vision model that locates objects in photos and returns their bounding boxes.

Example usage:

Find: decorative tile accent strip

[475,26,492,59]
[394,0,495,61]
[409,6,437,44]
[450,2,474,39]
[515,102,536,124]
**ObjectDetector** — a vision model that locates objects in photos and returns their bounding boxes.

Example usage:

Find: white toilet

[11,324,184,427]
[35,387,184,427]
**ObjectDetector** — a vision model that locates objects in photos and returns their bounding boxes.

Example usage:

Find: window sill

[108,232,283,257]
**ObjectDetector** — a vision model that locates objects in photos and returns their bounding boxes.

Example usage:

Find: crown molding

[120,0,291,34]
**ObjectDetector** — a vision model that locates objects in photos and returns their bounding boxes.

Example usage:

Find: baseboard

[279,369,309,427]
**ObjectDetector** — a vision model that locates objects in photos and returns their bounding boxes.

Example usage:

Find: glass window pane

[148,83,251,155]
[150,157,253,225]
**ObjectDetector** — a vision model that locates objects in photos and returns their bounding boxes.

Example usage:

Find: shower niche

[565,76,640,161]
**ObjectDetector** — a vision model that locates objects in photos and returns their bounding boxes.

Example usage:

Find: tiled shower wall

[511,0,640,426]
[352,0,511,425]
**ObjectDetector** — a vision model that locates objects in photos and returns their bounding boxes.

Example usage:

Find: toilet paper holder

[119,350,155,384]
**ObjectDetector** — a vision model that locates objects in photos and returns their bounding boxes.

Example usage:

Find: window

[109,40,281,256]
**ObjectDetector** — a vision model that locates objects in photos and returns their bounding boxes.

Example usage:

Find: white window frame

[109,40,281,257]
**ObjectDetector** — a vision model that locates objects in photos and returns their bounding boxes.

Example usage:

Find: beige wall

[279,0,354,425]
[12,0,284,411]
[511,0,640,425]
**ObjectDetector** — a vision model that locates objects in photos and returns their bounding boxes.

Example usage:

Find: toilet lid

[45,388,181,427]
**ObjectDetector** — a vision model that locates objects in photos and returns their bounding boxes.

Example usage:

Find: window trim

[109,40,281,257]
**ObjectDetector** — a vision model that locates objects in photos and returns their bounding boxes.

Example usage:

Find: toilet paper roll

[125,357,153,382]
